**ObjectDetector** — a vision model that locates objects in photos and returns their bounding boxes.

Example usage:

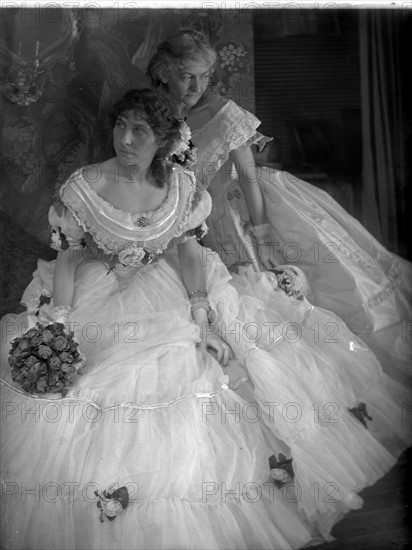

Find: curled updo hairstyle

[147,30,216,91]
[109,88,182,187]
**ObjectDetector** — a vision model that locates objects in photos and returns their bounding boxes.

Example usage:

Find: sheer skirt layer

[1,248,410,548]
[204,166,411,384]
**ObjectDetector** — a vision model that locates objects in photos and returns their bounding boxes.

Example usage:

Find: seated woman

[146,30,411,383]
[0,88,409,549]
[0,88,314,550]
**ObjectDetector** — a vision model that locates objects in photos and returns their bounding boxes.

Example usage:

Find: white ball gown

[190,97,411,384]
[0,165,409,549]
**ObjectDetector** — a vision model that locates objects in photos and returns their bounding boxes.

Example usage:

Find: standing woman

[146,30,411,381]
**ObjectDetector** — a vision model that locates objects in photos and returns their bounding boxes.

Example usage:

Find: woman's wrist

[51,305,72,324]
[250,222,271,243]
[190,293,210,326]
[188,290,208,299]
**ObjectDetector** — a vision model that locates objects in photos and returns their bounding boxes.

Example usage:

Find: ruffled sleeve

[192,99,272,188]
[48,199,85,251]
[185,186,212,231]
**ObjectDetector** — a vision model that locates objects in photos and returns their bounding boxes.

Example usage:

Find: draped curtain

[359,10,406,254]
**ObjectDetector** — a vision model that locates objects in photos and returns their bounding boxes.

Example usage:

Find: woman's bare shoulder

[81,159,114,190]
[188,93,227,130]
[204,92,227,116]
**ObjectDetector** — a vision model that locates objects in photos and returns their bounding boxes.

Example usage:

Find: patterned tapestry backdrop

[0,7,254,315]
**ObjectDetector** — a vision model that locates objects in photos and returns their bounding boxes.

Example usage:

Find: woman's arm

[230,144,276,269]
[52,248,82,327]
[230,144,266,226]
[177,237,231,365]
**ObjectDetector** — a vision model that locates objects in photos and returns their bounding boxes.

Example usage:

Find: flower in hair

[170,121,198,170]
[169,121,191,157]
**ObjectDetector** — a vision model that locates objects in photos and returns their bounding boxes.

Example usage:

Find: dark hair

[109,88,181,187]
[147,30,216,91]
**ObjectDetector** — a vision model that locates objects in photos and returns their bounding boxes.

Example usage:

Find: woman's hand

[198,327,232,366]
[177,236,234,365]
[256,241,278,271]
[249,222,279,271]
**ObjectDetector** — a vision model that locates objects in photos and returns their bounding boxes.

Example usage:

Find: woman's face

[113,110,159,166]
[165,58,213,111]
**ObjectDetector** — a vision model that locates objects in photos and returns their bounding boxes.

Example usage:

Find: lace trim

[275,171,380,274]
[192,100,267,188]
[279,173,406,310]
[60,167,197,257]
[363,262,404,310]
[307,211,377,272]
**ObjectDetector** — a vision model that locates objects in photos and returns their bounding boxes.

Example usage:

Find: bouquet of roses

[8,322,85,396]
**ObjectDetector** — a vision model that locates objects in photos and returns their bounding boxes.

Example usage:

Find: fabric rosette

[169,121,191,157]
[268,453,294,488]
[117,243,149,266]
[270,265,310,299]
[95,486,129,523]
[8,322,85,396]
[169,121,198,170]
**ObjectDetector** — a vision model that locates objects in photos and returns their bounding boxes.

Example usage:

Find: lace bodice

[191,99,271,189]
[48,165,211,264]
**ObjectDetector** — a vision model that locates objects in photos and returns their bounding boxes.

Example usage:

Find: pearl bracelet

[191,303,210,313]
[188,290,208,299]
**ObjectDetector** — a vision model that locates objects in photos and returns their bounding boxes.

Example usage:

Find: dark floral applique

[268,453,294,488]
[349,402,373,429]
[50,227,71,251]
[95,486,129,522]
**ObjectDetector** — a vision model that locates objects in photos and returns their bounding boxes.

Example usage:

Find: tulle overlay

[203,253,410,535]
[1,248,410,547]
[1,255,315,550]
[192,99,411,384]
